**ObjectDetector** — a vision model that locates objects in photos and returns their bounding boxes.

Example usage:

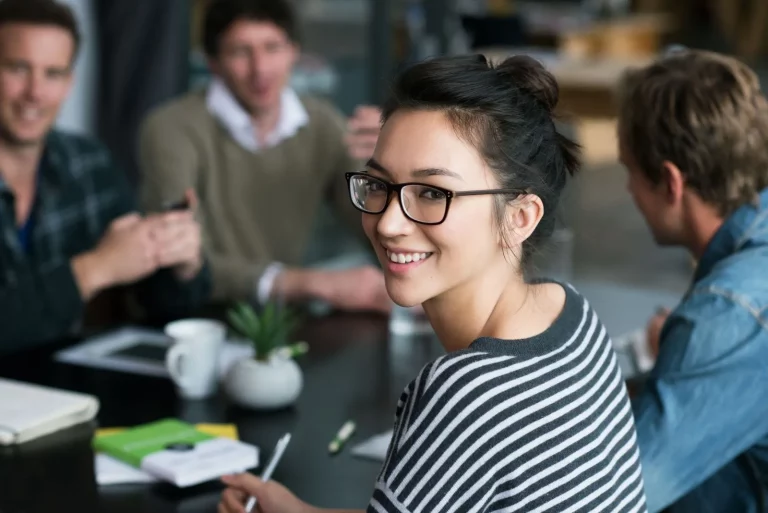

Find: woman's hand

[218,474,317,513]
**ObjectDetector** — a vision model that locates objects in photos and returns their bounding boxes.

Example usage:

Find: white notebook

[0,378,100,446]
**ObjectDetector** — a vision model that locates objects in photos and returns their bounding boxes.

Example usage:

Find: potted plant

[223,302,306,410]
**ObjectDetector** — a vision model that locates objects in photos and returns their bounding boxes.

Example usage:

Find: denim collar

[695,187,768,281]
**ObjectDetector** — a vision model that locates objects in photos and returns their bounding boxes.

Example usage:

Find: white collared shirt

[205,78,310,303]
[205,77,309,152]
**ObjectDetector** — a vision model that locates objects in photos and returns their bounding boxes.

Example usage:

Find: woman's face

[361,109,510,307]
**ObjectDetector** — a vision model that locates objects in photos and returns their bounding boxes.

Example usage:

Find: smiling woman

[219,54,648,513]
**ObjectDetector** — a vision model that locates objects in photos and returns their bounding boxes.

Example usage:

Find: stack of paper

[94,421,255,487]
[95,453,159,485]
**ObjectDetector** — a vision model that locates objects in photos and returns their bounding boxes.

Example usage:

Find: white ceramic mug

[164,319,226,400]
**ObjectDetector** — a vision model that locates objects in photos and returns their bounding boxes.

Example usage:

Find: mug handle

[166,343,194,389]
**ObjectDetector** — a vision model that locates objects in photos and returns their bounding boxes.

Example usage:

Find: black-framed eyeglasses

[345,172,526,225]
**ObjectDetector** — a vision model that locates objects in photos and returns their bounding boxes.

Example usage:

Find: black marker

[163,197,190,211]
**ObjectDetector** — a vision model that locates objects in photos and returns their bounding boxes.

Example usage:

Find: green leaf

[235,302,256,327]
[225,301,302,360]
[263,301,275,325]
[240,303,262,333]
[226,309,252,339]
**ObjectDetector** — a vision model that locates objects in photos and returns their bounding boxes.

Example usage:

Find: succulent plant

[226,301,300,361]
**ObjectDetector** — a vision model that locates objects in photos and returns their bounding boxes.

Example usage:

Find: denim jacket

[633,188,768,513]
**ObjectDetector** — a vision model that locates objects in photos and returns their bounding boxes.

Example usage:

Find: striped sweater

[368,283,648,513]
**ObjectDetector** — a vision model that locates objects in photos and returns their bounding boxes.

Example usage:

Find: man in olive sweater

[139,0,389,312]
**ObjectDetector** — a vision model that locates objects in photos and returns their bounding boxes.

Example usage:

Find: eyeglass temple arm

[453,189,526,197]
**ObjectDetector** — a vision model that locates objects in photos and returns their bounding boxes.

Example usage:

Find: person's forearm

[271,267,327,303]
[70,250,112,301]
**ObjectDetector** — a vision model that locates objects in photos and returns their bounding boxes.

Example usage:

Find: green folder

[93,418,212,467]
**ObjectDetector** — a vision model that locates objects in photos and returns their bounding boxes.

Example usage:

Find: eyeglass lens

[348,175,448,224]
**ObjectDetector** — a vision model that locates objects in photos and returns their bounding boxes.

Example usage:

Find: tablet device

[54,327,253,379]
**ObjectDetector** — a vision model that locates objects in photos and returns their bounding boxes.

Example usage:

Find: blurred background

[57,0,768,298]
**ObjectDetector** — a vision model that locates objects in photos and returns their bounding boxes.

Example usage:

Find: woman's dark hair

[204,0,298,57]
[0,0,80,59]
[382,54,580,263]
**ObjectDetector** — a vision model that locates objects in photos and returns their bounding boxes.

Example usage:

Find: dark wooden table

[0,313,445,513]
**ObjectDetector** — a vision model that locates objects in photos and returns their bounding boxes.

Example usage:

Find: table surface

[0,313,445,513]
[0,280,683,513]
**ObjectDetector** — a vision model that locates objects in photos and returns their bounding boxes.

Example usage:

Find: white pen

[244,433,292,513]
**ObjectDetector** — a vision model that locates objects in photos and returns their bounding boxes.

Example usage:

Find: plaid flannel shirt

[0,131,210,352]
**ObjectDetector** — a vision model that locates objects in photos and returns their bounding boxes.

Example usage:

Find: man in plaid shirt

[0,0,210,352]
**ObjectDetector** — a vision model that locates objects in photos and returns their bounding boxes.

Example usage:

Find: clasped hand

[93,207,203,287]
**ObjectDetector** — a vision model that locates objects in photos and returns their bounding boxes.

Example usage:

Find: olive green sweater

[138,90,361,301]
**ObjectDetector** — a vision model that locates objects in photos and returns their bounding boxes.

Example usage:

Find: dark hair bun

[494,55,579,177]
[495,55,559,113]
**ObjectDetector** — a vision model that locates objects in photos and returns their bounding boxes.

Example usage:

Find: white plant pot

[224,356,303,410]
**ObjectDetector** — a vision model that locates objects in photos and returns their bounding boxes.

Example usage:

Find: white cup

[164,319,226,400]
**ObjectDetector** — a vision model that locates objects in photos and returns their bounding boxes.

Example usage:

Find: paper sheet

[350,430,393,462]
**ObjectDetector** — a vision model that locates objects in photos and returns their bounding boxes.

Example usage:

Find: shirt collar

[694,187,768,281]
[205,78,309,152]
